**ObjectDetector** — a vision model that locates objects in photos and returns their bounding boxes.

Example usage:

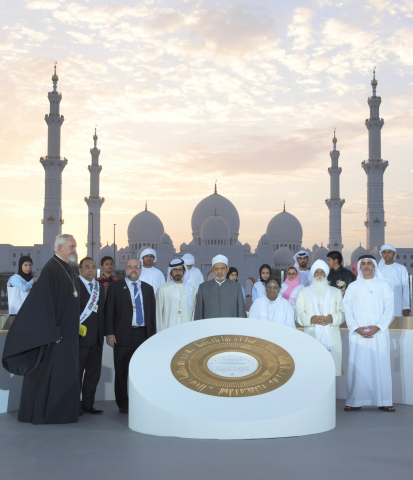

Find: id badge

[92,304,98,313]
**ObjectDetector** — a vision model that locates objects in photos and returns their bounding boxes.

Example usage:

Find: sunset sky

[1,0,412,263]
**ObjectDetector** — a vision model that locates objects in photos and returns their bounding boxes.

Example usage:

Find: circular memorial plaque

[207,352,259,378]
[171,334,295,397]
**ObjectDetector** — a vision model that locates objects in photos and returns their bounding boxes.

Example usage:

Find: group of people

[2,235,410,424]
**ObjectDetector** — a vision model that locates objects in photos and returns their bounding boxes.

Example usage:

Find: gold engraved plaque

[170,335,295,397]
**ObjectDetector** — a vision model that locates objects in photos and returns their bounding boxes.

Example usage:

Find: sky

[0,0,412,263]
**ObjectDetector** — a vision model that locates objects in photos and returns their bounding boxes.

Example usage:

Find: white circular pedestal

[129,318,336,439]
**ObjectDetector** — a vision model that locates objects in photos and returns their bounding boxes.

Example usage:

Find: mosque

[0,67,412,292]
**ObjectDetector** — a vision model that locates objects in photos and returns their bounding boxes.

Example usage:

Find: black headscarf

[18,256,34,282]
[259,264,272,283]
[226,267,238,281]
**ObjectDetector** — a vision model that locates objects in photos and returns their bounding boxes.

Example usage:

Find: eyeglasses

[266,286,279,290]
[286,272,297,276]
[126,265,141,270]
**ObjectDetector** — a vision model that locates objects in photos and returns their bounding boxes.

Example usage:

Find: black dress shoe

[83,407,104,415]
[79,409,86,417]
[119,408,129,414]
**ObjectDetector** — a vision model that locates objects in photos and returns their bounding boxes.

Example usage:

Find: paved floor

[0,399,412,480]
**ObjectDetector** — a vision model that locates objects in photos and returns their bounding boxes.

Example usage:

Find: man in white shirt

[104,258,156,413]
[156,259,196,331]
[181,253,204,291]
[343,255,395,412]
[293,250,311,287]
[378,244,410,317]
[139,248,165,295]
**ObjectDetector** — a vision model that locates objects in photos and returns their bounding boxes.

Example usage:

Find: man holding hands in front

[105,258,156,414]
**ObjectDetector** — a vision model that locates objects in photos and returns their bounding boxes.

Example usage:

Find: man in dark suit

[78,257,106,415]
[105,258,156,413]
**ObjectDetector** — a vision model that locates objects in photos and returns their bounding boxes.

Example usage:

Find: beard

[215,275,226,281]
[127,272,140,281]
[68,254,77,263]
[173,274,182,282]
[312,276,328,300]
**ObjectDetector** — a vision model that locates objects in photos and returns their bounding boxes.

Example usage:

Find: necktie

[88,282,93,294]
[132,283,144,326]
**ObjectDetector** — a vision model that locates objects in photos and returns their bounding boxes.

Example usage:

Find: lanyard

[172,282,186,315]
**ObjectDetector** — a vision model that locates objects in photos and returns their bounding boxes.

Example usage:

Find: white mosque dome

[274,246,294,269]
[244,242,251,252]
[98,243,117,264]
[160,233,172,244]
[200,214,231,241]
[351,244,369,265]
[266,208,303,251]
[191,186,240,240]
[258,233,271,245]
[128,209,164,245]
[312,244,320,252]
[311,245,329,265]
[180,242,188,252]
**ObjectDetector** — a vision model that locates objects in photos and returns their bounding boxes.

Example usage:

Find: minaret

[85,128,105,261]
[362,69,388,254]
[325,130,344,252]
[40,63,67,254]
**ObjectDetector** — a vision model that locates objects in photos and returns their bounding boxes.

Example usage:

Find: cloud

[67,31,95,45]
[287,7,315,51]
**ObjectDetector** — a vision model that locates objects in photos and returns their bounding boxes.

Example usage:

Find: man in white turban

[343,255,395,412]
[378,244,410,317]
[156,259,196,332]
[194,255,246,320]
[293,250,311,287]
[295,259,345,376]
[138,248,165,295]
[181,253,204,291]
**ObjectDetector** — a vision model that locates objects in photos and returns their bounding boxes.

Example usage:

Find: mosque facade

[0,67,412,290]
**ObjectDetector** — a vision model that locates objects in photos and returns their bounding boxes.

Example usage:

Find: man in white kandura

[293,250,311,287]
[343,255,395,412]
[139,248,165,295]
[378,244,410,318]
[181,253,204,291]
[295,259,345,376]
[156,259,196,331]
[249,278,295,328]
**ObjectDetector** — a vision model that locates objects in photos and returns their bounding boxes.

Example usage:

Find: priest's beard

[68,254,77,263]
[312,276,327,300]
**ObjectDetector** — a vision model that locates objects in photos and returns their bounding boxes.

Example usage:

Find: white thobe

[156,282,196,331]
[139,266,165,295]
[377,262,410,316]
[343,277,394,407]
[295,286,345,376]
[298,269,311,287]
[186,266,204,291]
[249,295,296,328]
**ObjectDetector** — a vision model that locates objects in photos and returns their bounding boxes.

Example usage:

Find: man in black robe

[327,250,354,297]
[2,234,80,424]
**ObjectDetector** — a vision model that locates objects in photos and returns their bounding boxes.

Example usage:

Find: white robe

[298,269,311,287]
[139,266,165,295]
[156,282,196,331]
[249,295,296,328]
[343,277,394,407]
[252,281,266,301]
[186,266,204,292]
[377,262,410,316]
[295,286,345,376]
